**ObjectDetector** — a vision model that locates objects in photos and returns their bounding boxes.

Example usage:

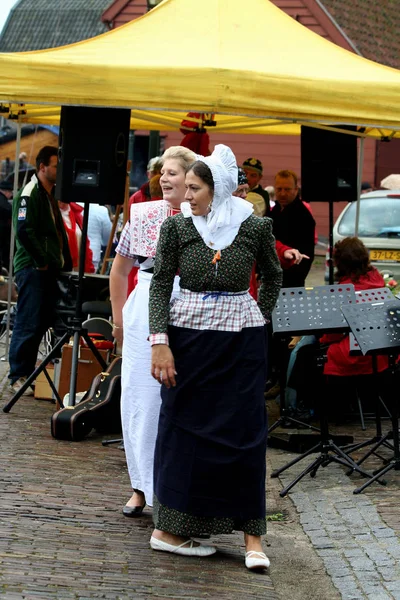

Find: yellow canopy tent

[4,0,400,392]
[1,0,400,136]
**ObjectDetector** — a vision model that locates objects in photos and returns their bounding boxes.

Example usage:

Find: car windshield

[337,197,400,238]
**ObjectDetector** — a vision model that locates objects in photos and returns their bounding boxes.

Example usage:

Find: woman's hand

[151,344,177,388]
[112,324,123,347]
[283,248,309,265]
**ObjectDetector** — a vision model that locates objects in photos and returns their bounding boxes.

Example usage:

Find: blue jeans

[8,266,59,382]
[285,336,317,410]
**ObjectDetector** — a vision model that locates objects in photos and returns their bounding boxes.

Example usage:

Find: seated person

[286,237,389,420]
[320,237,389,378]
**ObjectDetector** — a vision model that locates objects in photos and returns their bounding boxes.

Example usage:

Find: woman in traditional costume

[149,145,282,569]
[110,146,196,517]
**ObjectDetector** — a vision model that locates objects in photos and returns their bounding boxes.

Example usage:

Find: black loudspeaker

[301,125,358,202]
[56,106,131,205]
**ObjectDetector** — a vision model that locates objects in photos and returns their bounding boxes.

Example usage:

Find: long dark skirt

[153,325,268,536]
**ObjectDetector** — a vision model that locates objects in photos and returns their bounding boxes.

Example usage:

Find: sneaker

[9,377,35,396]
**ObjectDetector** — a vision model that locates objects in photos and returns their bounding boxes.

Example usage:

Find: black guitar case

[51,356,122,441]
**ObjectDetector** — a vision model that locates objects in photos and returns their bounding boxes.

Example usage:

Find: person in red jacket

[129,157,163,205]
[320,237,389,377]
[288,237,390,421]
[58,201,95,273]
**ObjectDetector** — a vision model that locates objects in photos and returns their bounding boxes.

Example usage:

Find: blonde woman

[110,147,196,517]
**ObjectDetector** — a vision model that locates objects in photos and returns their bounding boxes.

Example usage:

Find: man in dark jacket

[8,146,72,393]
[271,169,315,287]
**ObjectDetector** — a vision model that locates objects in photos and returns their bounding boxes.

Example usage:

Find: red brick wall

[375,139,400,188]
[162,132,376,240]
[108,0,147,28]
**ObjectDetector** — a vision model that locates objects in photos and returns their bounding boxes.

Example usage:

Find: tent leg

[1,120,21,362]
[328,198,334,284]
[354,137,365,237]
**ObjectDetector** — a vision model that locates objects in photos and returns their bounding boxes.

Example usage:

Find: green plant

[266,512,285,522]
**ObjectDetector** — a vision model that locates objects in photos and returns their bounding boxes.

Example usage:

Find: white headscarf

[180,144,253,250]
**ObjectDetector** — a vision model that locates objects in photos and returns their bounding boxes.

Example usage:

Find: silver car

[327,190,400,281]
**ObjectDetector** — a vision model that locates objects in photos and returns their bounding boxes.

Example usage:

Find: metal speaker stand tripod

[3,202,108,414]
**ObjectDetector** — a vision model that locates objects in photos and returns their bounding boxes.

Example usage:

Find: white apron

[121,269,180,506]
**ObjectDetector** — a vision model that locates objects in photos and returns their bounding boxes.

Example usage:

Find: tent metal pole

[1,120,21,361]
[354,137,365,237]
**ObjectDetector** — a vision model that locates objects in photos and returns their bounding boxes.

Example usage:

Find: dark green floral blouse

[149,213,282,335]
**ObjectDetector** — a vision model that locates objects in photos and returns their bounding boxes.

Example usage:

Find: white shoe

[9,377,35,396]
[245,551,270,570]
[150,536,216,557]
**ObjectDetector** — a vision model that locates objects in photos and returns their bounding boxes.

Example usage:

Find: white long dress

[116,200,180,506]
[121,269,179,505]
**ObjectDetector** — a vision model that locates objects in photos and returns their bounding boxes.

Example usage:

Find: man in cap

[361,181,373,194]
[242,158,270,215]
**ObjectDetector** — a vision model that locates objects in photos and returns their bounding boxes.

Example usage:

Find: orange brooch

[212,250,221,264]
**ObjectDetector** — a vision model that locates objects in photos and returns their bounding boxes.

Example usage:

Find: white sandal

[245,550,270,570]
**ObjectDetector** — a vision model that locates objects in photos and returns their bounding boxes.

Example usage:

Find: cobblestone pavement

[2,335,400,598]
[0,363,279,600]
[271,447,400,600]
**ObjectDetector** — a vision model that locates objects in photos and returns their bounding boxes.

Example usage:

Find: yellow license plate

[369,249,400,262]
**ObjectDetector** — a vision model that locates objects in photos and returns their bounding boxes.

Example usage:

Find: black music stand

[269,284,356,433]
[342,288,393,464]
[270,284,383,497]
[3,202,108,414]
[341,298,400,494]
[344,335,392,460]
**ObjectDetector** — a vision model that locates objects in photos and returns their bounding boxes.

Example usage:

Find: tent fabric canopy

[2,105,400,139]
[1,0,400,131]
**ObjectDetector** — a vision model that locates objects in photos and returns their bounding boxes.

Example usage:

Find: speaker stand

[3,202,108,413]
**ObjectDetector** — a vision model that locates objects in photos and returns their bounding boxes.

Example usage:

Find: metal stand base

[3,202,109,414]
[270,352,385,497]
[268,410,320,434]
[3,322,107,413]
[271,435,386,497]
[353,391,399,494]
[354,455,400,495]
[102,438,123,448]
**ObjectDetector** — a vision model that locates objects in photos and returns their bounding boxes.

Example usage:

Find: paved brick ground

[267,395,400,600]
[0,363,278,600]
[2,336,400,598]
